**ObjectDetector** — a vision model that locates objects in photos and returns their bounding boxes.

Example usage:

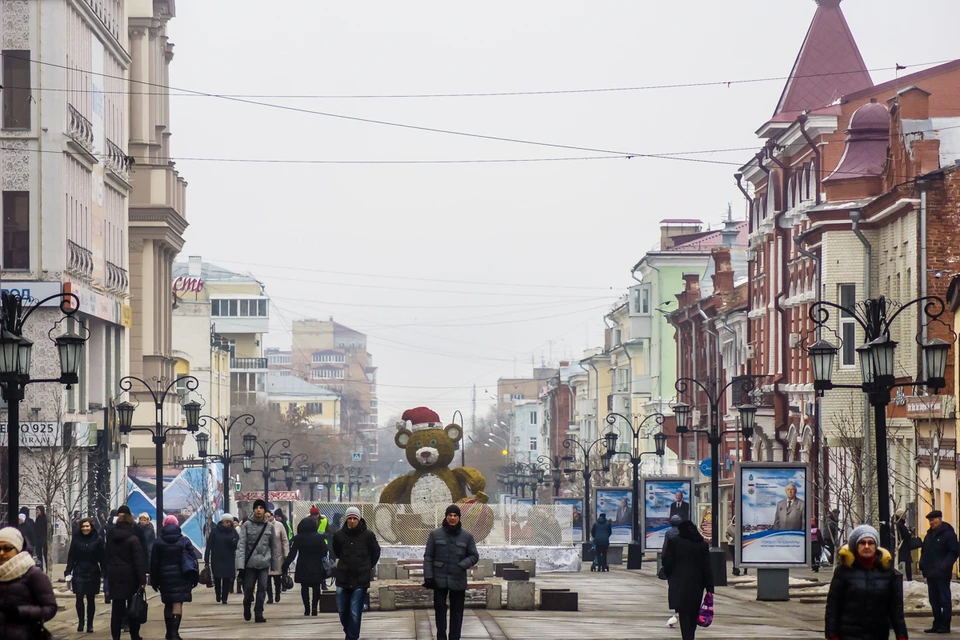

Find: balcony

[104,138,132,182]
[231,357,268,371]
[105,261,128,294]
[66,241,93,281]
[633,374,653,396]
[67,105,94,153]
[577,397,597,417]
[629,315,653,339]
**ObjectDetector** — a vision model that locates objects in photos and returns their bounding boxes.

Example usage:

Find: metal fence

[288,501,573,547]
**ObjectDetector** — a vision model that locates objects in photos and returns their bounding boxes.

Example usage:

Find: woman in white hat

[0,526,58,640]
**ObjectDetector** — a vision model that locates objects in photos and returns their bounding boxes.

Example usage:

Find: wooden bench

[378,582,501,611]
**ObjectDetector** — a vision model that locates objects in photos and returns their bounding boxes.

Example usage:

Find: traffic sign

[699,458,712,477]
[352,452,362,462]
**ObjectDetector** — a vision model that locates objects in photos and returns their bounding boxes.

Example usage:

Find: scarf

[856,554,878,570]
[0,551,36,582]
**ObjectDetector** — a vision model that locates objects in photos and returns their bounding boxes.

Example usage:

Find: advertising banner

[639,477,693,552]
[594,487,633,544]
[554,498,584,543]
[0,422,62,447]
[736,463,810,567]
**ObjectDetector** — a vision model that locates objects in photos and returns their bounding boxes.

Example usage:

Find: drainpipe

[736,172,756,419]
[585,358,600,443]
[798,113,822,205]
[918,181,930,380]
[850,209,875,520]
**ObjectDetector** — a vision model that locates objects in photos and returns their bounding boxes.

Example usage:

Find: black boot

[164,615,172,640]
[243,602,251,621]
[78,620,85,633]
[170,614,183,640]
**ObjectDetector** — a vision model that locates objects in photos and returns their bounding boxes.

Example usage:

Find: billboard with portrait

[594,487,633,544]
[736,463,810,568]
[639,478,693,552]
[554,498,584,543]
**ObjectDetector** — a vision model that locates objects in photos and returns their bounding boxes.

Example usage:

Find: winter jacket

[16,519,35,551]
[205,522,240,579]
[66,530,105,595]
[34,513,48,544]
[824,546,908,640]
[268,520,290,575]
[332,518,380,589]
[920,521,959,580]
[591,514,612,545]
[282,519,329,586]
[662,522,714,613]
[895,519,913,563]
[105,514,146,601]
[236,516,275,571]
[663,525,680,550]
[0,557,58,640]
[424,523,479,591]
[151,523,200,604]
[138,522,156,562]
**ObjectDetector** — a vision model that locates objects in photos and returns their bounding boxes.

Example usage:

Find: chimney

[676,272,701,308]
[911,138,942,176]
[559,361,570,367]
[659,219,703,250]
[188,255,202,277]
[893,86,931,121]
[720,219,740,248]
[711,248,734,293]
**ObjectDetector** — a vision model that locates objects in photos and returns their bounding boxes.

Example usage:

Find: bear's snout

[419,450,431,459]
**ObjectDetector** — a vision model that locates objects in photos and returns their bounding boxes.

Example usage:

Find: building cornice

[68,0,131,66]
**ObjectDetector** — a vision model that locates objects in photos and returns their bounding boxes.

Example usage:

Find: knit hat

[445,504,461,517]
[0,527,25,552]
[344,506,361,520]
[117,505,132,516]
[253,499,267,511]
[221,513,234,523]
[18,513,25,522]
[274,509,284,518]
[848,524,880,551]
[309,507,321,516]
[670,515,682,525]
[161,515,179,527]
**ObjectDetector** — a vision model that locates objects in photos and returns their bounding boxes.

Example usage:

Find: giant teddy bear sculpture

[376,406,494,544]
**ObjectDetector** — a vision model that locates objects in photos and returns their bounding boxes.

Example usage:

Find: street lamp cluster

[194,414,257,513]
[562,430,619,558]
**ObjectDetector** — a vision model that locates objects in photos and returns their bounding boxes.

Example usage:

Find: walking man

[236,499,276,623]
[332,506,380,640]
[424,505,479,640]
[920,509,959,634]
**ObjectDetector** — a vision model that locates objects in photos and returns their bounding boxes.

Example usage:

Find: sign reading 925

[0,422,63,447]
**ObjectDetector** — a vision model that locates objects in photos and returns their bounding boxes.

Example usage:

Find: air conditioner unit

[745,345,756,360]
[788,333,799,349]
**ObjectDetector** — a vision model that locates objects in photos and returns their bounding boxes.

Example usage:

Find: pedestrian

[311,507,329,535]
[232,516,242,595]
[265,510,290,604]
[71,511,83,536]
[423,504,479,640]
[920,509,959,634]
[105,511,146,640]
[811,517,824,572]
[205,513,240,605]
[332,506,381,640]
[824,523,908,640]
[0,527,58,640]
[151,514,201,640]
[591,513,612,572]
[826,508,840,564]
[101,509,118,604]
[236,499,276,623]
[723,514,747,577]
[662,520,714,640]
[894,509,914,582]
[664,514,684,628]
[34,506,48,572]
[16,511,35,555]
[66,517,105,634]
[275,508,293,541]
[117,506,148,566]
[282,517,329,616]
[137,513,156,565]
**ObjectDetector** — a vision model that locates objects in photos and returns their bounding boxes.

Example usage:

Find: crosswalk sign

[352,452,362,462]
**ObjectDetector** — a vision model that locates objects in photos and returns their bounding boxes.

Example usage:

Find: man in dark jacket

[920,509,959,633]
[33,506,48,571]
[105,513,146,640]
[16,509,35,555]
[424,505,479,640]
[332,506,380,640]
[591,513,612,571]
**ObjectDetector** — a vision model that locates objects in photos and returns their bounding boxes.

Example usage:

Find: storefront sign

[173,276,204,293]
[905,396,953,420]
[0,282,64,305]
[64,281,123,325]
[0,422,63,447]
[234,491,299,502]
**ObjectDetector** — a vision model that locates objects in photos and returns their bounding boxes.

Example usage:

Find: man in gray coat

[236,499,276,624]
[424,505,479,640]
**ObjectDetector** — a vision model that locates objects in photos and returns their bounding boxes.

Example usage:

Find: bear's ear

[445,423,463,443]
[395,428,412,448]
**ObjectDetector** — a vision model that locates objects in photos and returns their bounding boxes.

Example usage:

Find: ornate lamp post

[536,455,564,497]
[807,295,953,551]
[673,375,758,586]
[240,432,293,504]
[296,463,326,502]
[0,291,86,525]
[194,414,256,513]
[116,376,203,522]
[280,454,308,491]
[603,412,668,569]
[562,430,619,559]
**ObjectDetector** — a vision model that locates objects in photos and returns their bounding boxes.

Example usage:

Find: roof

[668,221,748,252]
[267,374,340,398]
[659,218,703,224]
[772,0,872,121]
[824,100,890,183]
[173,261,262,284]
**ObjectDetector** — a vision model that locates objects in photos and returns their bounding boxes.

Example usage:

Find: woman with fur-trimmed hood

[824,524,908,640]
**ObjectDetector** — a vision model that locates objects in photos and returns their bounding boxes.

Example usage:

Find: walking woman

[281,518,329,616]
[205,513,239,604]
[151,515,201,640]
[824,524,908,640]
[662,520,714,640]
[137,513,156,566]
[265,511,289,604]
[0,527,58,640]
[66,517,105,633]
[591,513,612,571]
[105,511,146,640]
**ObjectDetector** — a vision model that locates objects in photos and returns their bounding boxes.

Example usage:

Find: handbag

[282,573,294,590]
[127,588,148,625]
[909,536,923,551]
[181,541,199,584]
[322,556,336,574]
[200,565,212,588]
[697,592,714,628]
[33,623,53,640]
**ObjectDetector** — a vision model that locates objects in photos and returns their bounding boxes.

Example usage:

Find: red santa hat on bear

[401,406,444,433]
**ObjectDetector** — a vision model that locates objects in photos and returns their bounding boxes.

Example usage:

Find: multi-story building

[266,347,293,376]
[539,361,584,460]
[1,0,133,516]
[510,399,542,465]
[266,374,340,431]
[577,348,610,445]
[172,257,271,412]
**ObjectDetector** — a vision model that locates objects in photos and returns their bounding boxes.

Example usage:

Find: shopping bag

[697,592,714,628]
[200,565,213,588]
[127,588,148,625]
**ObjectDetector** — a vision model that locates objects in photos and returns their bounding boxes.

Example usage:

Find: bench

[378,582,501,611]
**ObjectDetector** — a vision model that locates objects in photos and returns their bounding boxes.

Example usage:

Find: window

[278,370,291,377]
[370,399,377,408]
[2,51,30,129]
[306,402,323,415]
[530,411,538,425]
[839,284,857,367]
[529,437,537,451]
[312,353,345,363]
[2,191,29,269]
[226,340,236,358]
[229,300,238,316]
[509,393,524,401]
[310,369,344,379]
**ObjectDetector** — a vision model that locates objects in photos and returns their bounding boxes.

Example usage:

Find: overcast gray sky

[167,0,960,423]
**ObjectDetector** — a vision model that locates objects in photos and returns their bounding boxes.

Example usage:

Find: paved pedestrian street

[43,564,942,639]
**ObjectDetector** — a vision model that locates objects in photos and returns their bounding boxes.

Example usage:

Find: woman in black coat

[66,518,105,633]
[205,514,239,604]
[105,513,145,640]
[824,524,908,640]
[151,515,200,640]
[662,520,714,640]
[282,518,330,616]
[0,527,58,640]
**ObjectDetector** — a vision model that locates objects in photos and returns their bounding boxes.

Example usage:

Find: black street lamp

[280,454,308,491]
[315,462,347,502]
[452,410,465,467]
[346,466,369,501]
[536,455,564,497]
[563,431,619,559]
[194,414,256,514]
[239,432,293,504]
[296,463,326,502]
[117,376,203,522]
[0,291,86,525]
[673,375,758,586]
[807,295,953,552]
[603,412,668,569]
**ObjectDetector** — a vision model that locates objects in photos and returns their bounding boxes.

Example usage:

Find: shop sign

[173,276,204,293]
[0,422,63,447]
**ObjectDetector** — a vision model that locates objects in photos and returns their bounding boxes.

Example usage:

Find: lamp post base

[709,547,728,587]
[627,542,644,570]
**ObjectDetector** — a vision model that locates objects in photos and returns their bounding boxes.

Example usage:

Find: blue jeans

[928,577,952,630]
[336,586,366,640]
